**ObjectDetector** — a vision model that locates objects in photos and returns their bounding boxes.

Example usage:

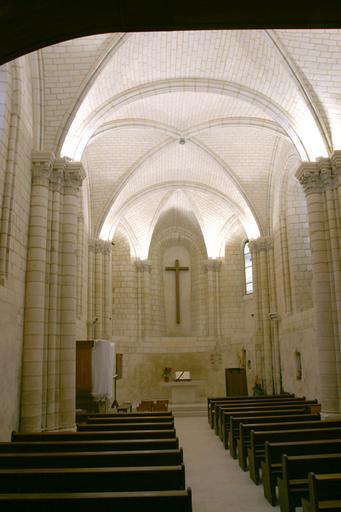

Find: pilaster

[204,258,222,337]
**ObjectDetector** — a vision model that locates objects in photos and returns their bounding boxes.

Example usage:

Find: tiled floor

[175,416,281,512]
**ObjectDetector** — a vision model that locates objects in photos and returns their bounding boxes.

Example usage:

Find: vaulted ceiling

[29,28,341,257]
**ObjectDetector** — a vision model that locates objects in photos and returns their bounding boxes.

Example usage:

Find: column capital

[90,239,112,255]
[295,162,322,195]
[64,161,86,194]
[204,258,222,272]
[135,259,152,272]
[31,151,55,187]
[248,236,273,254]
[51,159,66,193]
[331,150,341,174]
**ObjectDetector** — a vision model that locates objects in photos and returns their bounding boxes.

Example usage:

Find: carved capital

[50,164,65,193]
[295,162,321,195]
[95,240,112,255]
[135,259,152,272]
[204,258,222,272]
[64,161,86,194]
[31,151,55,187]
[330,151,341,187]
[249,236,273,253]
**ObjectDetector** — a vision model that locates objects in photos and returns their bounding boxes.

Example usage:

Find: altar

[160,380,205,404]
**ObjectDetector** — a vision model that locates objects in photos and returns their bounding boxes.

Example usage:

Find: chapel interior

[1,1,341,442]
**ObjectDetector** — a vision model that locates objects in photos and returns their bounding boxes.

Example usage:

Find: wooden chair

[153,400,169,412]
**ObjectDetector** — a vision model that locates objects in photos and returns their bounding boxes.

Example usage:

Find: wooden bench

[246,424,341,484]
[212,397,308,432]
[0,448,184,469]
[12,429,177,442]
[77,421,174,431]
[302,473,341,512]
[223,408,308,449]
[214,398,318,436]
[0,488,193,512]
[86,415,174,424]
[0,464,186,493]
[1,438,179,452]
[207,394,294,426]
[228,413,320,455]
[237,419,340,472]
[77,411,173,423]
[216,401,318,438]
[261,439,341,505]
[277,454,341,512]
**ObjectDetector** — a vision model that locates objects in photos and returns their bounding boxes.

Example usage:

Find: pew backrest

[12,430,177,442]
[0,488,193,512]
[0,448,184,468]
[0,464,186,493]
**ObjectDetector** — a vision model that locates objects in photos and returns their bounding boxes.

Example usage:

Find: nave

[175,415,278,512]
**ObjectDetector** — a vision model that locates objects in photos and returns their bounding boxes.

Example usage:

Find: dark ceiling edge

[0,0,341,64]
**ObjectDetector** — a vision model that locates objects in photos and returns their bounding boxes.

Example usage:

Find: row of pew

[208,394,341,512]
[0,410,192,511]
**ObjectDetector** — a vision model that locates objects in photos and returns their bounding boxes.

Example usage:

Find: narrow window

[244,241,253,294]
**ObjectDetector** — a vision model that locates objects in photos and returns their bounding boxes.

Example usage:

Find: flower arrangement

[252,375,265,396]
[161,367,172,382]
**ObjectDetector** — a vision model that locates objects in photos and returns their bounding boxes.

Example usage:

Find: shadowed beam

[0,0,340,65]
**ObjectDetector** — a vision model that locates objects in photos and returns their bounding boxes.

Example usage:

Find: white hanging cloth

[92,340,115,400]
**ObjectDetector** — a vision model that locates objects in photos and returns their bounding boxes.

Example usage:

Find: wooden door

[225,368,248,396]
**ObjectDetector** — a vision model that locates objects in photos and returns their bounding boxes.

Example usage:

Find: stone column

[59,161,85,428]
[103,242,113,340]
[204,258,222,338]
[21,151,54,431]
[135,259,152,340]
[87,240,96,339]
[249,237,275,393]
[296,155,341,413]
[45,160,65,429]
[94,241,104,338]
[92,240,113,339]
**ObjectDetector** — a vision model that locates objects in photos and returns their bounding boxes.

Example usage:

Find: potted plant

[161,367,172,382]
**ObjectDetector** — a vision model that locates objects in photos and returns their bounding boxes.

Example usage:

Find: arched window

[244,241,253,294]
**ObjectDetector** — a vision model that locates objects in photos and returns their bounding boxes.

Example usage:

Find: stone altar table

[160,380,205,404]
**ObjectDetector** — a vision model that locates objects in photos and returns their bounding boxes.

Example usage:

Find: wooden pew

[86,415,174,424]
[237,419,341,472]
[11,429,177,442]
[222,408,308,449]
[246,424,341,484]
[211,395,306,433]
[0,488,193,512]
[0,464,186,492]
[216,400,318,438]
[302,473,341,512]
[77,410,173,423]
[207,394,294,426]
[277,454,341,512]
[214,398,321,437]
[0,438,179,452]
[262,439,341,505]
[228,413,320,455]
[77,421,174,431]
[0,448,184,469]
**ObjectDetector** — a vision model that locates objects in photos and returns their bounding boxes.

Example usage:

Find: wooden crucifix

[165,259,189,324]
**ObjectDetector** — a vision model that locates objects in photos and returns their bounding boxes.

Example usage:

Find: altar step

[170,402,207,417]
